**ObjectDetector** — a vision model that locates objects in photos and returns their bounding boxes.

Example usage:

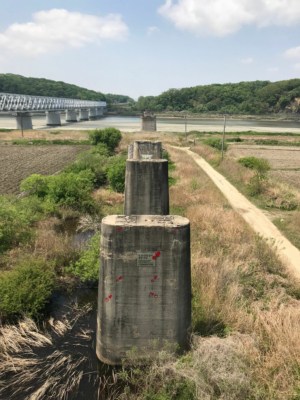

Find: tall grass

[165,146,300,399]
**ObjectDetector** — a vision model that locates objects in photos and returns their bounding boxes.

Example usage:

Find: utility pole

[20,113,24,138]
[221,114,226,160]
[184,115,187,141]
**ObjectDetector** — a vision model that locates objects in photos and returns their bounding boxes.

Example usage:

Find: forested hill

[136,80,300,115]
[0,74,133,104]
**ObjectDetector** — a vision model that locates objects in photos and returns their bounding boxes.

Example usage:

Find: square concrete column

[97,215,191,365]
[46,111,61,126]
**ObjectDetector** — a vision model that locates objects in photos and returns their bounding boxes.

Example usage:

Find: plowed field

[0,145,89,194]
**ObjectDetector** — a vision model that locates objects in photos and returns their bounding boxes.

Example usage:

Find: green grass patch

[12,139,90,145]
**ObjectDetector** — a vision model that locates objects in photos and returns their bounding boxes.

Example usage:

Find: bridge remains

[0,93,106,129]
[96,140,191,365]
[141,111,157,131]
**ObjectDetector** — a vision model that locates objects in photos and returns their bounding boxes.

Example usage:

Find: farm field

[227,144,300,190]
[0,144,89,194]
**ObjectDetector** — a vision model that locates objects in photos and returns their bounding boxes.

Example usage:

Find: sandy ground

[178,147,300,280]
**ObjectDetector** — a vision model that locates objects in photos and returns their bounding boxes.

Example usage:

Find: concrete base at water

[16,113,33,130]
[96,215,191,365]
[124,159,169,215]
[46,111,61,126]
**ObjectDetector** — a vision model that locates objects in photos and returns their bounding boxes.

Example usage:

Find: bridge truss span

[0,92,106,112]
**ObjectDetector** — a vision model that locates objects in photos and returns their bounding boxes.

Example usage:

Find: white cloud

[267,67,279,72]
[0,9,129,56]
[147,26,160,36]
[284,46,300,59]
[158,0,300,36]
[240,57,254,64]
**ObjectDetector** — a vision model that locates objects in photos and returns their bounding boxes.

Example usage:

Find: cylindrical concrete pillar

[46,111,61,126]
[124,160,169,215]
[16,113,33,130]
[97,214,191,365]
[66,109,78,122]
[129,141,162,160]
[89,108,97,120]
[79,109,89,121]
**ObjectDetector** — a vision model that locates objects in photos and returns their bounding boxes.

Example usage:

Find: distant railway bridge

[0,92,106,129]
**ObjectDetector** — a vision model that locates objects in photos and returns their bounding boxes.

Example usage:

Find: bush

[66,233,100,282]
[20,174,50,197]
[0,196,37,253]
[88,127,122,153]
[0,258,55,320]
[66,151,109,188]
[238,156,271,174]
[204,137,228,151]
[107,155,126,192]
[238,157,271,196]
[47,170,95,212]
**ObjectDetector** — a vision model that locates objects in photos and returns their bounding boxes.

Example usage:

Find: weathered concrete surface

[66,109,77,122]
[142,112,157,131]
[128,141,162,160]
[46,111,61,126]
[79,109,89,121]
[124,160,169,215]
[16,113,33,130]
[97,215,191,365]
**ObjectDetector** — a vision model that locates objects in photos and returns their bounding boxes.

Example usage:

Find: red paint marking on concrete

[151,275,158,283]
[105,294,113,302]
[116,275,123,282]
[116,227,124,232]
[149,291,158,298]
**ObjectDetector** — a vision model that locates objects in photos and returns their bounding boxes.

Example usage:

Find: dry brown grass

[0,304,98,400]
[165,145,300,399]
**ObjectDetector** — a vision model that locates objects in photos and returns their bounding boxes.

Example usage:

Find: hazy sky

[0,0,300,99]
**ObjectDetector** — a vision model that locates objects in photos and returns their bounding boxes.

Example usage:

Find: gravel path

[179,147,300,280]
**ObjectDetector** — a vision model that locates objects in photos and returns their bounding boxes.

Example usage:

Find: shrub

[0,196,36,253]
[88,127,122,153]
[0,258,55,320]
[46,170,95,212]
[204,137,228,151]
[66,233,100,282]
[107,155,126,193]
[20,174,50,197]
[238,156,270,174]
[66,151,109,188]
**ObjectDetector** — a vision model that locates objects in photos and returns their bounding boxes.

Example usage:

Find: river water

[1,114,300,133]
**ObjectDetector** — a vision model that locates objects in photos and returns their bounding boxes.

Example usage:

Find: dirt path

[178,147,300,280]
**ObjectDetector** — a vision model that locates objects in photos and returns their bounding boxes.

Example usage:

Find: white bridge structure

[0,92,106,130]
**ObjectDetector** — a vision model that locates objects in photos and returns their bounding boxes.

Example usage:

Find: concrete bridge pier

[88,108,97,120]
[66,109,78,122]
[96,107,104,118]
[97,215,191,365]
[79,109,89,121]
[46,111,61,126]
[16,112,33,130]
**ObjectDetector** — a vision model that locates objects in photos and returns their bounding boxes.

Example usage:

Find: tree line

[0,73,133,105]
[2,74,300,114]
[135,79,300,115]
